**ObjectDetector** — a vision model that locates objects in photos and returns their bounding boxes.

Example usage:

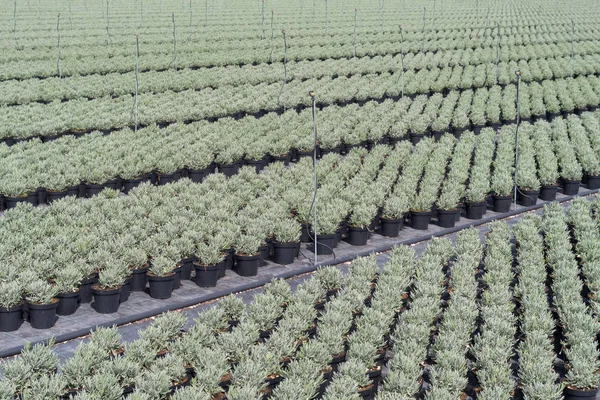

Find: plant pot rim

[27,298,59,307]
[58,289,80,296]
[0,301,24,311]
[193,262,222,270]
[91,285,123,293]
[381,216,404,221]
[437,208,458,213]
[147,272,175,278]
[235,252,260,258]
[411,210,432,215]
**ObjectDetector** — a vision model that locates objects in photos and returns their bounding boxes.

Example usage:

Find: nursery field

[3,0,600,398]
[3,200,600,399]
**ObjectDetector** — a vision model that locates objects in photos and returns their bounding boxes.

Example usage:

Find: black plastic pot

[539,185,558,201]
[0,303,23,332]
[358,384,376,399]
[79,274,98,303]
[563,179,581,195]
[273,242,298,265]
[586,175,600,190]
[389,137,408,147]
[235,254,260,277]
[223,248,235,274]
[130,267,149,292]
[347,226,369,246]
[320,146,343,156]
[411,211,431,230]
[122,175,151,194]
[465,201,486,220]
[187,168,210,183]
[85,183,108,198]
[157,172,181,186]
[120,276,132,303]
[563,387,598,400]
[258,245,269,267]
[517,189,539,206]
[455,202,464,221]
[148,274,175,299]
[245,156,270,173]
[300,224,312,243]
[314,233,337,255]
[57,291,80,316]
[179,257,195,280]
[218,161,242,177]
[92,287,122,314]
[380,217,404,237]
[5,193,38,209]
[410,133,425,145]
[28,300,59,329]
[172,265,183,289]
[431,130,444,141]
[437,209,457,228]
[493,195,513,213]
[271,153,291,166]
[218,260,226,278]
[46,190,68,204]
[194,263,221,287]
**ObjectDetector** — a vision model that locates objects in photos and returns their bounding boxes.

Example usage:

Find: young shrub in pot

[0,281,23,332]
[92,264,126,314]
[126,247,150,292]
[347,203,378,246]
[381,195,409,237]
[53,264,83,316]
[272,218,301,265]
[147,256,177,299]
[194,243,226,287]
[25,279,59,329]
[234,234,263,277]
[436,185,462,228]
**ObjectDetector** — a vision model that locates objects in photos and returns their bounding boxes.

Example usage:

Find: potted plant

[0,281,23,332]
[92,265,126,314]
[148,255,177,299]
[194,243,226,287]
[172,236,196,281]
[25,280,59,329]
[409,115,429,145]
[533,124,560,201]
[245,142,271,173]
[186,151,214,183]
[272,219,301,265]
[312,214,341,255]
[436,185,462,228]
[3,183,38,209]
[125,248,150,292]
[234,235,263,277]
[380,195,409,237]
[516,137,540,206]
[156,158,183,186]
[53,265,83,316]
[465,173,489,220]
[84,165,119,197]
[491,172,514,213]
[347,204,378,246]
[216,148,244,177]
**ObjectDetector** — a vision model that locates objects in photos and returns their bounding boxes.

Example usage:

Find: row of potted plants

[379,237,455,397]
[544,202,600,400]
[513,215,563,399]
[4,58,600,141]
[472,221,518,398]
[424,228,482,398]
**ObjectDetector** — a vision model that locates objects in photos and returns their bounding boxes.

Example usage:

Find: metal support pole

[570,19,574,78]
[495,23,500,85]
[134,36,140,132]
[513,71,522,211]
[310,91,318,266]
[57,13,62,78]
[353,9,357,57]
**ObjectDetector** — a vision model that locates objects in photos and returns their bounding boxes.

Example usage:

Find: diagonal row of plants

[3,41,599,107]
[3,61,600,141]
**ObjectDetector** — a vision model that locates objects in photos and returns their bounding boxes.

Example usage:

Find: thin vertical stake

[57,14,62,78]
[570,19,574,78]
[269,10,275,62]
[134,36,140,132]
[513,71,522,211]
[106,0,111,45]
[169,13,177,68]
[495,23,500,85]
[353,9,357,57]
[310,91,318,266]
[13,1,18,49]
[278,29,288,112]
[261,0,265,39]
